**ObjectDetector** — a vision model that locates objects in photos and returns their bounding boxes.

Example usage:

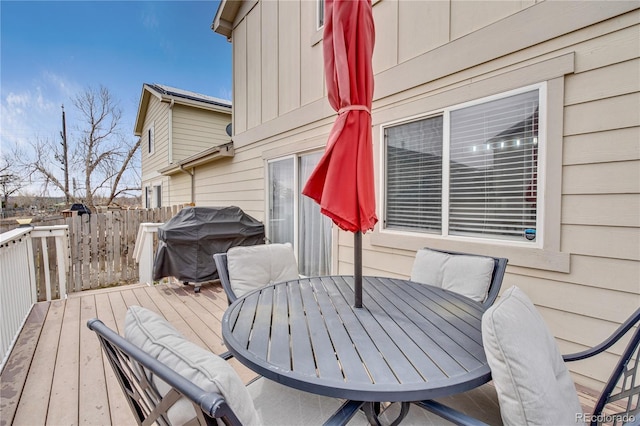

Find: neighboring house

[210,0,639,390]
[134,83,233,208]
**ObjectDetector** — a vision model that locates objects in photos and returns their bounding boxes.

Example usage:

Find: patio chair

[414,286,640,426]
[213,242,299,305]
[87,306,366,426]
[410,247,508,307]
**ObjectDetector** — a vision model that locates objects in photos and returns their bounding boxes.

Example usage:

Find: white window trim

[373,80,569,273]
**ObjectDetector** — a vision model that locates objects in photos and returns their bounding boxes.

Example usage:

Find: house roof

[134,83,232,136]
[212,0,243,39]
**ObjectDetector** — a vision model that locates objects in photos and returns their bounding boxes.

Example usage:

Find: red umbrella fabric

[302,0,377,234]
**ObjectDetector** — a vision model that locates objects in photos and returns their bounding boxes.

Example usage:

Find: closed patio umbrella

[302,0,376,308]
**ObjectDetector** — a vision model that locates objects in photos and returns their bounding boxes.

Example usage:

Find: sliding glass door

[267,152,332,276]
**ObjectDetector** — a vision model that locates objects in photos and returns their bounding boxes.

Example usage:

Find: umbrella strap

[338,105,370,115]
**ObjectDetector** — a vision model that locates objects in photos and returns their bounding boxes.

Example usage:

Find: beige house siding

[164,172,192,206]
[141,95,170,179]
[212,0,639,391]
[141,95,170,206]
[194,154,264,219]
[172,105,231,162]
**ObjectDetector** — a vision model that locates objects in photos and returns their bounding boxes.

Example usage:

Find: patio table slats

[222,276,494,402]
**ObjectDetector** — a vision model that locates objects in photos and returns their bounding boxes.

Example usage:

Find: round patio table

[221,276,491,424]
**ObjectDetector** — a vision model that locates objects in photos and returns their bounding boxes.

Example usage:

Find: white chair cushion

[124,306,260,426]
[482,286,585,425]
[410,248,494,302]
[227,243,299,298]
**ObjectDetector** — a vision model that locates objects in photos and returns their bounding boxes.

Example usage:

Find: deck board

[0,301,49,426]
[94,291,131,426]
[12,299,65,425]
[1,280,602,425]
[48,296,81,424]
[79,294,111,425]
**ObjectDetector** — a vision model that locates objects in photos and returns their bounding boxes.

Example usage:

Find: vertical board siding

[247,4,262,129]
[278,0,301,115]
[234,19,248,134]
[261,0,279,122]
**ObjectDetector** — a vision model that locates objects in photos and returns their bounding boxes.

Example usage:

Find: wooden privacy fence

[29,206,184,297]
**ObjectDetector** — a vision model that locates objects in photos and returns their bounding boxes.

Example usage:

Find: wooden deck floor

[1,281,604,426]
[0,280,258,426]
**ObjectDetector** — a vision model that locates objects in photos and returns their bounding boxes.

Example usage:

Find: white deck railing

[133,223,163,285]
[0,225,69,371]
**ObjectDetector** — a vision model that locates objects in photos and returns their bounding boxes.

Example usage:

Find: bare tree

[23,85,140,206]
[0,156,22,211]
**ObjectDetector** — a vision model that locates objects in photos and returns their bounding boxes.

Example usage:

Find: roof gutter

[158,142,235,176]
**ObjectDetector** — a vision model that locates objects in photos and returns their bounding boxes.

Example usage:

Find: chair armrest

[414,400,491,426]
[563,308,640,362]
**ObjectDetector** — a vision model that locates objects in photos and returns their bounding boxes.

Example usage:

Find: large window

[268,152,332,276]
[384,86,542,244]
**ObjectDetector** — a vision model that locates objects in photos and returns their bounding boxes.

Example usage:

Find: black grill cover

[153,206,265,282]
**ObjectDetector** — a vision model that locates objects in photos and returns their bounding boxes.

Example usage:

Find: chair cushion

[410,248,494,302]
[482,286,585,425]
[124,306,260,426]
[227,243,299,298]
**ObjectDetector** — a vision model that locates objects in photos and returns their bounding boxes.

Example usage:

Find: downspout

[179,165,195,204]
[168,99,175,164]
[168,99,175,206]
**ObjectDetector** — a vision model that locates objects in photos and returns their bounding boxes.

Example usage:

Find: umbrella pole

[354,231,363,308]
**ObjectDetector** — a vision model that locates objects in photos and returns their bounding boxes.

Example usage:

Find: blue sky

[1,0,232,153]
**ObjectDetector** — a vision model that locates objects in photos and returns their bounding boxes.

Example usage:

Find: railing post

[133,223,163,285]
[25,229,37,304]
[41,236,52,301]
[54,229,68,299]
[30,226,69,301]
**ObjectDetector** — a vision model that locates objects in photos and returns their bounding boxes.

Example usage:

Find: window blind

[385,115,443,232]
[449,90,538,241]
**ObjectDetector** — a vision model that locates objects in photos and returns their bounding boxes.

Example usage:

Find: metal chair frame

[88,318,363,426]
[87,318,240,426]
